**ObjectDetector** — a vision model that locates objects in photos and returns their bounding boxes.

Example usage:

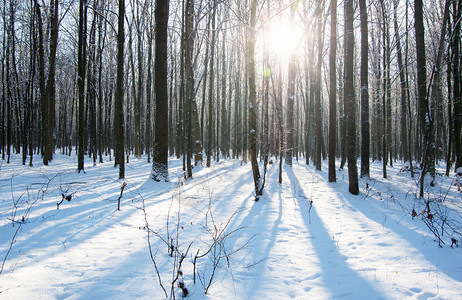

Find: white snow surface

[1,153,462,299]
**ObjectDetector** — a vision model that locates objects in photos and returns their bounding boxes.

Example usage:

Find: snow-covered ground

[0,153,461,299]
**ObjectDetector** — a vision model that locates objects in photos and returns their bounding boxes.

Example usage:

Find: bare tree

[344,0,359,195]
[206,0,217,168]
[115,0,125,179]
[453,0,462,174]
[248,0,263,196]
[359,0,369,178]
[77,0,87,172]
[313,3,322,171]
[415,0,432,197]
[328,0,337,183]
[151,0,170,182]
[285,2,296,168]
[35,0,59,165]
[393,0,409,166]
[146,8,153,163]
[184,0,194,178]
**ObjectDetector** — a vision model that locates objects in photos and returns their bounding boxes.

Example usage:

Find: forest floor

[0,152,461,299]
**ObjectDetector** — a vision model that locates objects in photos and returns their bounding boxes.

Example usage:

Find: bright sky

[266,19,304,58]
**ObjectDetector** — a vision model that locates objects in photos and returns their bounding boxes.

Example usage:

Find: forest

[1,0,460,191]
[1,0,462,299]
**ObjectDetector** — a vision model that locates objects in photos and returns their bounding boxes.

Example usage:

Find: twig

[117,182,127,211]
[141,192,168,298]
[1,174,57,275]
[0,221,22,275]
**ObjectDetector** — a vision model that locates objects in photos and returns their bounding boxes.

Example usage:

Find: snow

[1,153,462,299]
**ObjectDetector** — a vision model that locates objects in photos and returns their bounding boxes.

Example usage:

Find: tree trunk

[134,1,144,159]
[405,0,415,178]
[314,5,322,171]
[45,0,58,164]
[200,6,210,164]
[77,0,87,172]
[221,23,228,159]
[359,0,369,178]
[453,0,462,174]
[234,50,241,159]
[385,9,392,170]
[415,0,432,197]
[285,51,296,166]
[447,40,453,176]
[206,0,217,168]
[115,0,125,179]
[184,0,194,178]
[35,0,58,165]
[88,5,97,166]
[429,0,450,170]
[344,0,359,195]
[146,25,153,163]
[248,0,262,196]
[151,0,170,181]
[96,0,105,164]
[328,0,337,182]
[393,0,409,165]
[380,1,388,178]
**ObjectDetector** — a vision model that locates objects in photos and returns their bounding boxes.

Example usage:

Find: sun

[265,19,304,58]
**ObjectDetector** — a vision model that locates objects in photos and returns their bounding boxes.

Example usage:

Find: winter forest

[1,0,462,298]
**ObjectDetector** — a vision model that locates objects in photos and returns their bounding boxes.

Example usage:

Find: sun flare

[266,20,304,58]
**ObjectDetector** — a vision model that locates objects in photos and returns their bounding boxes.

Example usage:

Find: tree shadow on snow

[285,166,385,299]
[334,181,462,283]
[243,184,284,299]
[305,161,462,283]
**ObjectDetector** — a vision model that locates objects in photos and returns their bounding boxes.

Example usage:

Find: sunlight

[265,20,304,58]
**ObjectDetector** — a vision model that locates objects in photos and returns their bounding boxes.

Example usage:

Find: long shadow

[336,184,462,282]
[304,161,462,283]
[71,158,265,298]
[285,166,385,299]
[157,161,242,201]
[0,194,142,267]
[207,160,282,297]
[217,159,283,299]
[196,161,261,230]
[57,227,170,299]
[0,172,177,274]
[0,177,182,298]
[245,181,283,299]
[222,160,279,239]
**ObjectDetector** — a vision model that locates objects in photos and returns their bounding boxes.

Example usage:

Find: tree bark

[415,0,432,197]
[328,0,337,183]
[314,4,322,171]
[115,0,125,179]
[146,22,153,163]
[35,0,58,165]
[77,0,87,172]
[134,1,144,159]
[248,0,262,196]
[89,4,97,166]
[393,0,409,165]
[453,0,462,174]
[429,0,450,172]
[184,0,194,178]
[360,0,369,178]
[344,0,359,195]
[206,0,217,168]
[151,0,170,181]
